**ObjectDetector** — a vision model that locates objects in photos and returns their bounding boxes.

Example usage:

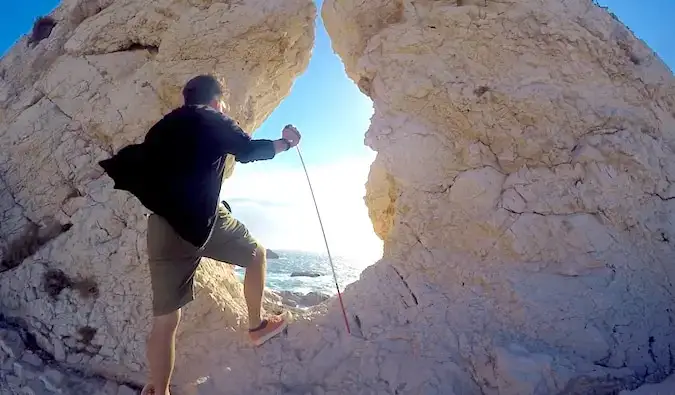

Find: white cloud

[220,153,383,261]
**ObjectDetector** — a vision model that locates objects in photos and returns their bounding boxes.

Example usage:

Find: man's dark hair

[182,75,223,105]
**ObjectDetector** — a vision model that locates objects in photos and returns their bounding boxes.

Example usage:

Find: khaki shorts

[147,206,260,316]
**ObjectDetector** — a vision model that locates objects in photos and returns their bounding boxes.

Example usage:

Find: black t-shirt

[99,105,276,248]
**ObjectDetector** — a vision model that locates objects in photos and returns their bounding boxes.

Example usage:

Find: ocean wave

[231,249,375,295]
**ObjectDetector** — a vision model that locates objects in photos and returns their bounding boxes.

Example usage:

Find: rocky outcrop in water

[265,249,280,259]
[290,271,322,278]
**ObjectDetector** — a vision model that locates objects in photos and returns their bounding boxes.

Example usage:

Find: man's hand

[272,125,301,154]
[282,124,301,148]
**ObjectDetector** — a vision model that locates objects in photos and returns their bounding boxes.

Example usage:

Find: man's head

[182,74,227,113]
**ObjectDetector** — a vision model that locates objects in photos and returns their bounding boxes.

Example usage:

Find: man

[99,75,301,395]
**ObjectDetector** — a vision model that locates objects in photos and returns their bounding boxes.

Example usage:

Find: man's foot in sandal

[248,314,289,347]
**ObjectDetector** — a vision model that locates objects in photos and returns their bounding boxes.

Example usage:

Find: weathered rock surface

[2,0,675,394]
[0,318,133,395]
[619,374,675,395]
[0,0,316,392]
[322,0,675,393]
[276,290,330,308]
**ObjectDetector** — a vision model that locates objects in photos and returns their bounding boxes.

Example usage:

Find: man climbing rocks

[98,75,301,395]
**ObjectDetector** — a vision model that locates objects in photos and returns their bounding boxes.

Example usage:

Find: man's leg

[202,206,288,346]
[145,214,201,394]
[146,310,181,395]
[243,246,266,329]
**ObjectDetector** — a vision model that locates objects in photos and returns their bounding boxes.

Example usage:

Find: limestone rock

[321,0,675,393]
[52,340,65,362]
[0,0,316,390]
[5,374,23,392]
[20,352,42,368]
[0,329,25,359]
[116,385,136,395]
[276,290,330,308]
[620,374,675,394]
[97,381,120,395]
[40,367,64,391]
[24,378,49,395]
[0,323,123,395]
[2,0,674,394]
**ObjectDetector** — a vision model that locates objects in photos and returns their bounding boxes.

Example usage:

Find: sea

[232,250,377,295]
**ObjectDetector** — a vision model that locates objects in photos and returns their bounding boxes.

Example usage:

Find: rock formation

[290,271,322,278]
[1,318,137,394]
[1,0,675,394]
[0,0,317,392]
[619,374,675,395]
[275,290,330,308]
[322,0,675,393]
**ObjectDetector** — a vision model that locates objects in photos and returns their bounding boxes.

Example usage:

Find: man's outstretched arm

[207,111,300,163]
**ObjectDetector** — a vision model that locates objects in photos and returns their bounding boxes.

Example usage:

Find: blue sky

[2,0,674,259]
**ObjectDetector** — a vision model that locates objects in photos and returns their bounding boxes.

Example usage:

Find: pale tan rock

[321,0,674,393]
[364,159,397,240]
[0,0,316,391]
[2,0,675,394]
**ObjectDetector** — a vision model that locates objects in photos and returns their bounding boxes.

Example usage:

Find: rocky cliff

[1,0,675,394]
[0,0,316,392]
[324,0,675,393]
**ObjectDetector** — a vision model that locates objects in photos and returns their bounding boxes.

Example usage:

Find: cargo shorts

[146,205,260,316]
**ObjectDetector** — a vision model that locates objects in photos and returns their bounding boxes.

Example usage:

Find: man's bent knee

[255,245,266,260]
[250,245,266,266]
